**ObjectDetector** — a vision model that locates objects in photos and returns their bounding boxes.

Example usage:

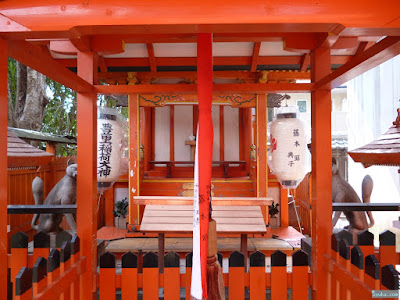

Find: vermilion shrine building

[1,1,400,299]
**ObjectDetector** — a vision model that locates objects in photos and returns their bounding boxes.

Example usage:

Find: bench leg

[224,163,229,178]
[158,233,165,273]
[240,234,248,272]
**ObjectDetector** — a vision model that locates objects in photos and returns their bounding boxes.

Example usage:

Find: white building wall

[154,106,170,161]
[174,105,193,162]
[346,55,400,243]
[224,106,239,161]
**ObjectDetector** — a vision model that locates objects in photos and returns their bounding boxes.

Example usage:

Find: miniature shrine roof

[348,125,400,167]
[7,129,53,168]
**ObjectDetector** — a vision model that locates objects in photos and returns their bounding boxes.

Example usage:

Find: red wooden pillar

[280,186,289,227]
[310,45,332,300]
[244,108,252,174]
[0,37,8,300]
[257,94,268,223]
[197,32,213,298]
[77,51,98,299]
[129,94,140,225]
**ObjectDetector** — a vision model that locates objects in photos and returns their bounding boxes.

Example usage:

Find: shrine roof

[1,1,399,87]
[0,1,399,31]
[348,126,400,167]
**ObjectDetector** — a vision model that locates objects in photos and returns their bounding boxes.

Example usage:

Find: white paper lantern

[97,108,123,192]
[268,106,311,189]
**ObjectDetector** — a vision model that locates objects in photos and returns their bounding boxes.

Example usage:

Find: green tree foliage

[43,78,77,156]
[8,58,16,104]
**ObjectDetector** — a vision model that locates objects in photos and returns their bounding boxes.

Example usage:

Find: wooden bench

[149,160,246,178]
[134,196,272,271]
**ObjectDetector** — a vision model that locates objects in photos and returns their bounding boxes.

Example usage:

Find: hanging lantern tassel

[268,107,311,189]
[207,219,225,300]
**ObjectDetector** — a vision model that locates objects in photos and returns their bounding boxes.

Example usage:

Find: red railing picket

[350,245,364,281]
[249,251,265,300]
[338,239,351,299]
[228,251,245,300]
[99,252,116,300]
[379,231,398,268]
[292,250,309,300]
[47,249,60,285]
[271,250,287,300]
[330,234,340,300]
[143,252,159,300]
[185,252,193,300]
[70,235,80,300]
[164,252,180,300]
[121,251,138,300]
[364,254,380,290]
[381,264,399,291]
[15,267,32,300]
[10,232,29,295]
[357,230,375,258]
[32,257,47,296]
[32,231,50,266]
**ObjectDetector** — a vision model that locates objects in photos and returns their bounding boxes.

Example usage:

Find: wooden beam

[146,43,157,73]
[353,41,369,57]
[284,34,317,53]
[76,51,97,299]
[57,55,351,69]
[0,14,30,32]
[212,82,314,93]
[311,45,332,300]
[300,53,310,72]
[49,40,78,54]
[95,82,314,95]
[70,35,92,52]
[250,42,261,72]
[91,36,124,55]
[316,36,400,89]
[98,55,108,73]
[99,70,311,85]
[95,84,196,94]
[8,40,92,93]
[0,38,8,300]
[331,37,358,49]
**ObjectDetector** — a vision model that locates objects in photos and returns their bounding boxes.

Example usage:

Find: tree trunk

[10,62,48,131]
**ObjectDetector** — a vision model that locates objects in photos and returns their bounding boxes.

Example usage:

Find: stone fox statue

[332,158,374,230]
[31,164,77,234]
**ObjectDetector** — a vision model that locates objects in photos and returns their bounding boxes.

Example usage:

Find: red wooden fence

[9,228,399,299]
[10,230,86,299]
[98,249,312,299]
[326,229,400,299]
